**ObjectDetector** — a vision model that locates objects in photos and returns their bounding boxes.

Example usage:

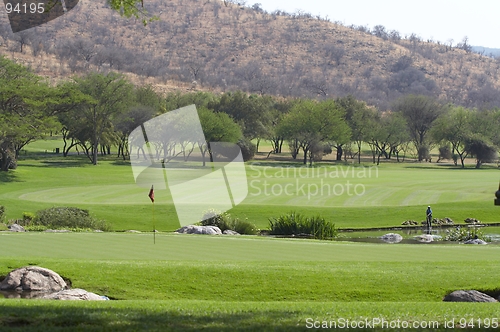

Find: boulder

[175,225,222,235]
[401,220,418,226]
[379,233,403,243]
[0,266,67,292]
[414,234,434,243]
[464,218,481,224]
[41,288,108,301]
[463,239,488,245]
[443,290,497,302]
[8,224,25,232]
[223,229,240,235]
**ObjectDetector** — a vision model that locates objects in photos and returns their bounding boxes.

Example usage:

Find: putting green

[15,165,494,207]
[1,232,500,262]
[18,185,173,205]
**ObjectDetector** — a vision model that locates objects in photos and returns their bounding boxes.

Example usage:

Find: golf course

[0,139,499,331]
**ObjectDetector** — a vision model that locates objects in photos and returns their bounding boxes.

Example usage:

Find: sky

[253,0,500,48]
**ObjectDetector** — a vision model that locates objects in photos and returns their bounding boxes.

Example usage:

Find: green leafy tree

[393,95,444,161]
[197,107,242,166]
[278,100,350,165]
[208,91,272,141]
[73,72,135,165]
[0,57,86,171]
[431,106,474,168]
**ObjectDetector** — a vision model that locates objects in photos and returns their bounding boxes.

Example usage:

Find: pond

[337,225,500,244]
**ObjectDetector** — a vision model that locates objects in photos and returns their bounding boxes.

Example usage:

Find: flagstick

[153,201,155,244]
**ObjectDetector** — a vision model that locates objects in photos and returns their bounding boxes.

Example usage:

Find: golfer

[426,206,432,229]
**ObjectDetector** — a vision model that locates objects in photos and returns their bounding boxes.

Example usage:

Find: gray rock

[41,288,108,301]
[175,225,222,235]
[8,224,25,232]
[443,290,497,302]
[223,229,240,235]
[126,230,141,233]
[463,239,488,245]
[379,233,403,243]
[0,266,67,292]
[414,234,434,243]
[44,229,71,233]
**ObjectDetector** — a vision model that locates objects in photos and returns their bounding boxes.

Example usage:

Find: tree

[0,57,86,171]
[277,100,350,165]
[114,106,156,160]
[208,91,272,141]
[337,96,375,163]
[431,106,474,168]
[107,0,156,25]
[197,107,242,166]
[393,95,444,161]
[73,72,135,165]
[367,113,409,165]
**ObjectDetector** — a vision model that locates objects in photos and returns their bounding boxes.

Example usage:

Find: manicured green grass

[1,300,499,331]
[1,141,499,331]
[1,233,500,330]
[2,148,499,231]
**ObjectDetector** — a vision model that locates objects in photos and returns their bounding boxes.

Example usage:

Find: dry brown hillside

[1,0,500,110]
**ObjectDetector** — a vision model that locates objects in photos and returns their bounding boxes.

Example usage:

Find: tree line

[1,57,499,172]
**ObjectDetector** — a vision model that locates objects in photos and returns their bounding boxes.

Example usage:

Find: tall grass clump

[268,212,337,240]
[201,209,258,235]
[0,205,5,224]
[444,226,490,242]
[31,207,111,231]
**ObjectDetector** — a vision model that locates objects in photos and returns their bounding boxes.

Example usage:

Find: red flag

[148,185,154,203]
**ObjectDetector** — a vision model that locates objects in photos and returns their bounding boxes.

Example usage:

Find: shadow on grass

[0,305,307,332]
[0,171,21,183]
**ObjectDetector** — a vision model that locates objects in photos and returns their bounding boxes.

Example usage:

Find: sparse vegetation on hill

[2,0,500,109]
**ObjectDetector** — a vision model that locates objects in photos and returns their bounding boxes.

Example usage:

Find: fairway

[1,151,498,230]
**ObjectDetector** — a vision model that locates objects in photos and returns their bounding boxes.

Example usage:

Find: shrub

[33,207,111,231]
[268,212,338,240]
[237,138,256,161]
[0,205,5,224]
[200,209,258,235]
[229,218,258,235]
[444,226,490,242]
[438,145,452,161]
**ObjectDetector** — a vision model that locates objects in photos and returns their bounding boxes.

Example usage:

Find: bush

[237,138,256,161]
[268,212,338,240]
[201,209,258,235]
[33,207,111,231]
[0,205,5,224]
[438,145,452,161]
[444,226,490,242]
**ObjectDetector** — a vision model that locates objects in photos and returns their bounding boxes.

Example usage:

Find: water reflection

[337,225,500,245]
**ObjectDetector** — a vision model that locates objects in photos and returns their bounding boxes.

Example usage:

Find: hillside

[1,0,500,110]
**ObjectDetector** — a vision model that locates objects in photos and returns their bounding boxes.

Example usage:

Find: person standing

[426,206,433,230]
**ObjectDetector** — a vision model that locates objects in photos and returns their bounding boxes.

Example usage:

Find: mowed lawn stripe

[1,233,500,262]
